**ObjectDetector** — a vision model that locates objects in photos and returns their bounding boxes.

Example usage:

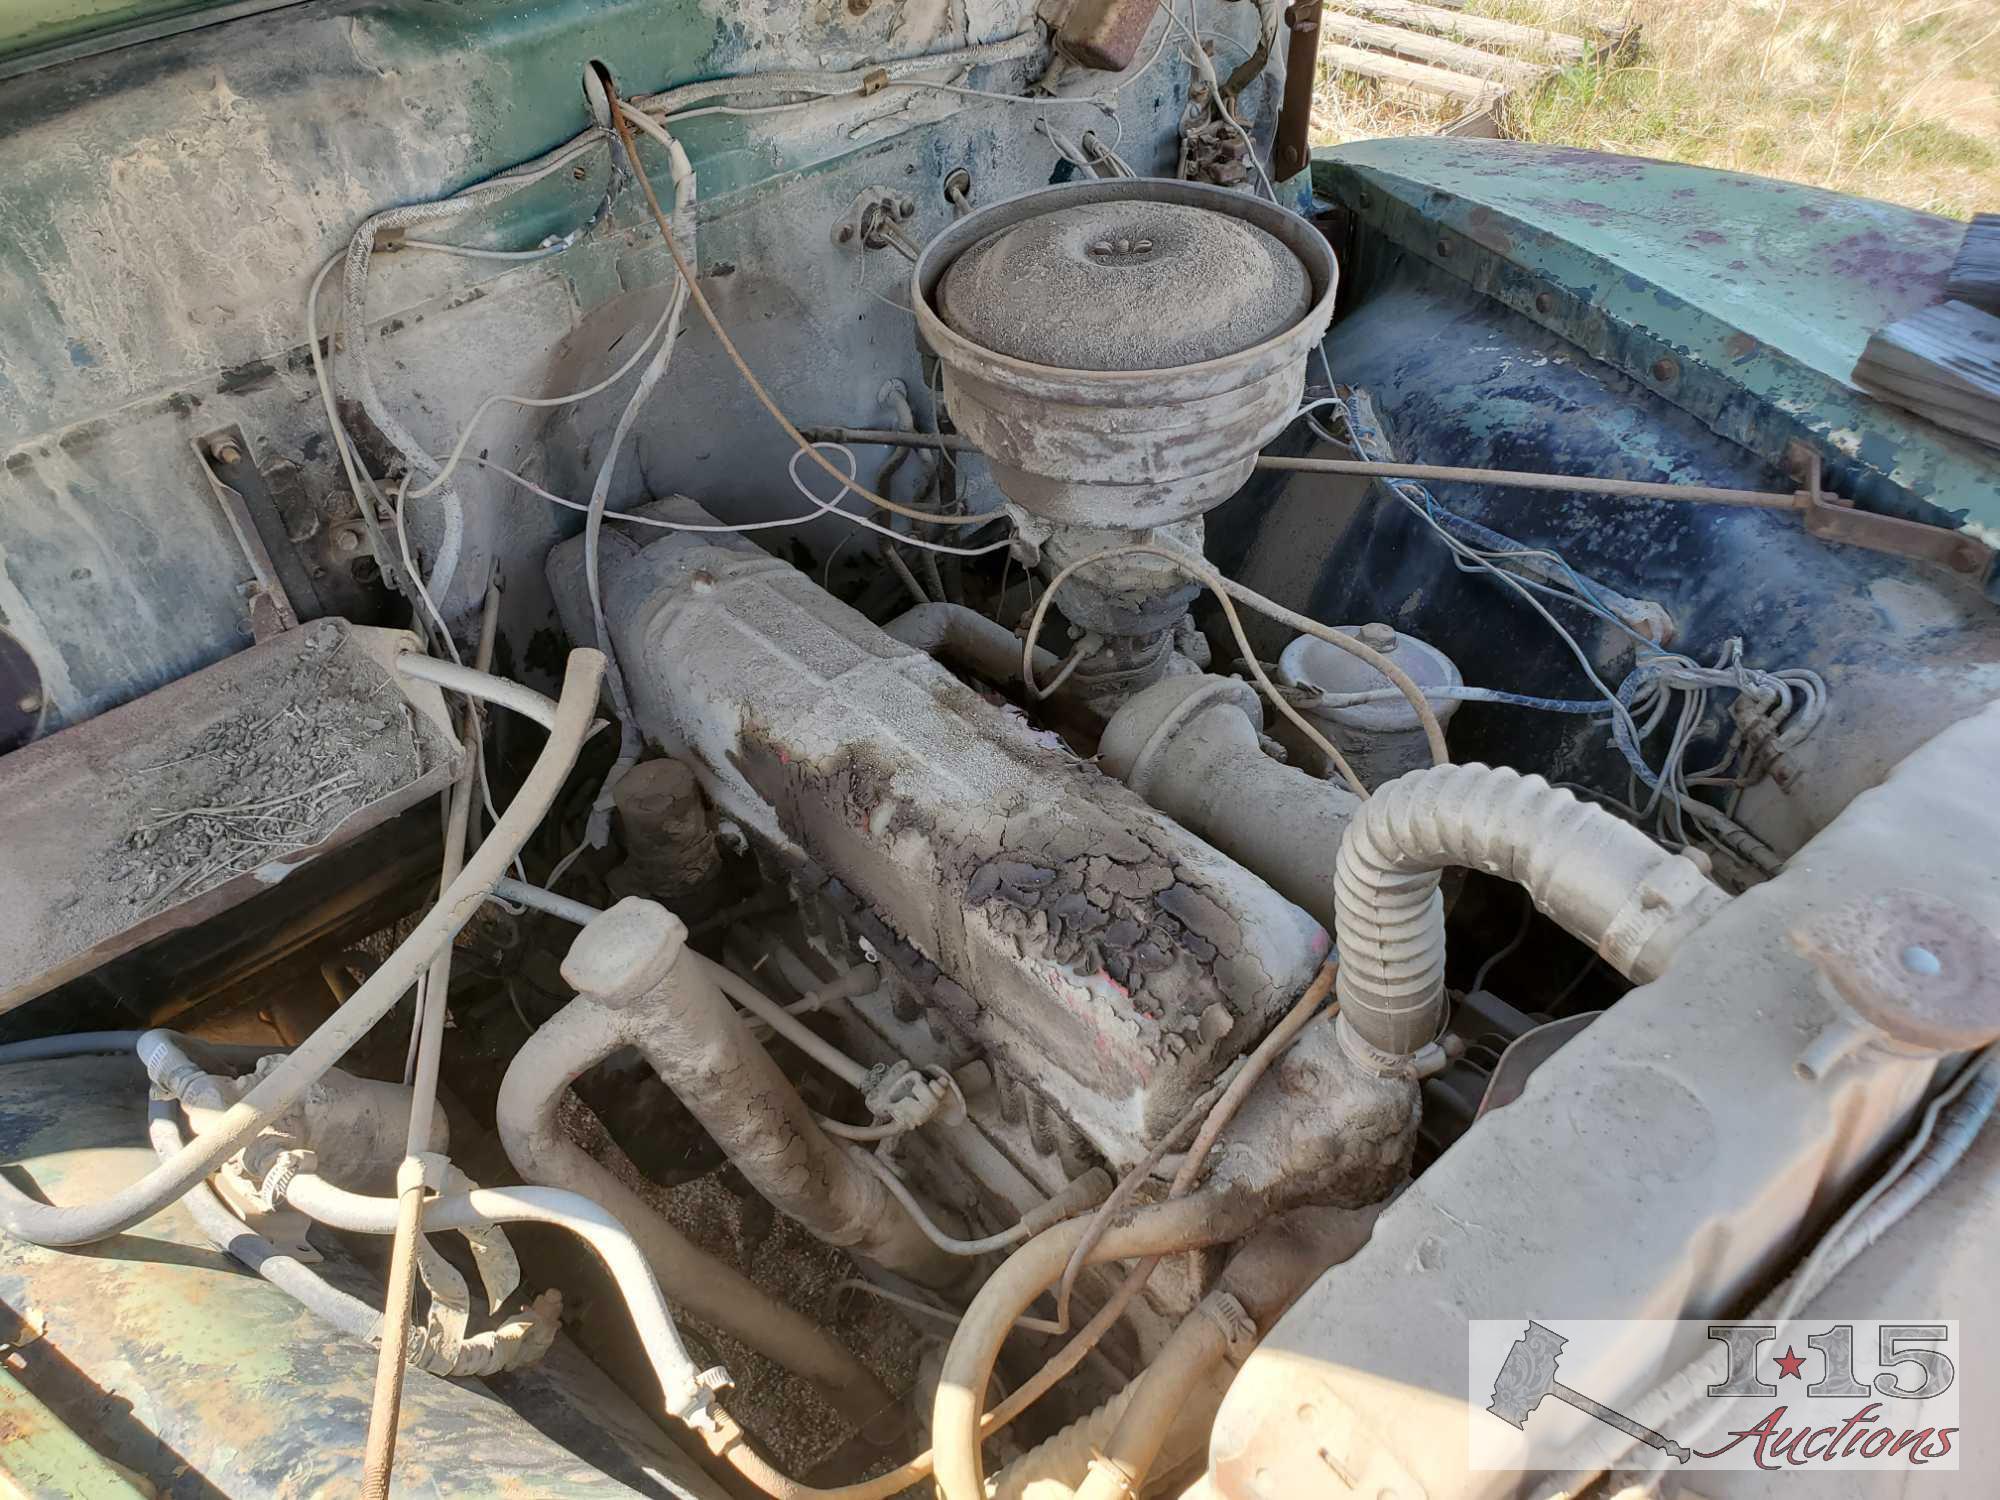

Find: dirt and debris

[732,718,1268,1034]
[101,620,438,914]
[558,1093,930,1481]
[0,619,458,1011]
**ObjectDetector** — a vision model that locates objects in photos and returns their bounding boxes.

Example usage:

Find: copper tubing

[1075,1207,1380,1500]
[930,1192,1264,1500]
[359,1182,426,1500]
[1055,961,1338,1332]
[702,1226,1221,1500]
[694,960,1343,1500]
[1177,961,1338,1179]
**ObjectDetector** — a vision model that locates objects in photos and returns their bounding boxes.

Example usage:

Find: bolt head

[1358,621,1398,652]
[1651,356,1681,383]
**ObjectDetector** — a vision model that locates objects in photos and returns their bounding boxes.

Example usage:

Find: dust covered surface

[100,621,438,911]
[558,1095,928,1481]
[732,716,1285,1036]
[0,618,452,1007]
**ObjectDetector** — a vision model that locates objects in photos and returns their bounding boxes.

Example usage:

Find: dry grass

[1310,0,2000,218]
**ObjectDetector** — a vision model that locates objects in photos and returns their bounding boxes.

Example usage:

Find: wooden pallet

[1323,0,1604,137]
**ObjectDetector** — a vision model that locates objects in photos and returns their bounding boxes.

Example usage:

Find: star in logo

[1774,1346,1807,1380]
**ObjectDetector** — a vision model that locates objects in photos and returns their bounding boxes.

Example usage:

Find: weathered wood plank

[1328,0,1588,59]
[1855,299,2000,450]
[1322,42,1504,102]
[1443,97,1505,137]
[1321,14,1551,84]
[1854,366,2000,438]
[1854,383,2000,449]
[1944,214,2000,314]
[1859,300,2000,401]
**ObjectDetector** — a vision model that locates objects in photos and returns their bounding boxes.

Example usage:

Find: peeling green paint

[0,1364,147,1497]
[0,1056,694,1497]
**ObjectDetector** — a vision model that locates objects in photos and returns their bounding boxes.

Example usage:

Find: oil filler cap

[936,199,1311,372]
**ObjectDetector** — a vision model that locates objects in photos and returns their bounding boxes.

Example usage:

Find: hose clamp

[255,1147,316,1211]
[1334,1011,1418,1077]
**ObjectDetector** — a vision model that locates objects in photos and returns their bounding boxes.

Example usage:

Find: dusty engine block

[551,504,1327,1166]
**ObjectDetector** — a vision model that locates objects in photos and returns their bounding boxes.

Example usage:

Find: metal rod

[806,426,971,451]
[492,876,602,927]
[1252,454,1802,508]
[799,427,1806,510]
[361,576,500,1498]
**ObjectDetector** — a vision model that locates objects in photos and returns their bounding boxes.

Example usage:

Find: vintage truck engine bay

[1,1,1998,1497]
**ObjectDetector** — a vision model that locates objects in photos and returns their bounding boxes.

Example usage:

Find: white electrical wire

[406,289,688,501]
[647,8,1181,129]
[468,450,1011,559]
[399,238,571,262]
[1325,392,1818,876]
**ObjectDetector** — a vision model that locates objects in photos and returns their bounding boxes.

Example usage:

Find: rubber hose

[1333,762,1727,1056]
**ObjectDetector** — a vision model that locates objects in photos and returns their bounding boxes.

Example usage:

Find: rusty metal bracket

[832,186,921,261]
[194,428,314,639]
[1794,489,1995,580]
[1272,0,1325,180]
[1786,443,1995,583]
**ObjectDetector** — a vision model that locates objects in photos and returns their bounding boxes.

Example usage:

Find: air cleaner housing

[912,178,1338,530]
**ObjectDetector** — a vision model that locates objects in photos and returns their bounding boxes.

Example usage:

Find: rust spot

[1822,227,1955,289]
[1529,146,1653,180]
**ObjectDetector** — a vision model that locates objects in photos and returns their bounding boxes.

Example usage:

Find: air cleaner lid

[935,199,1312,373]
